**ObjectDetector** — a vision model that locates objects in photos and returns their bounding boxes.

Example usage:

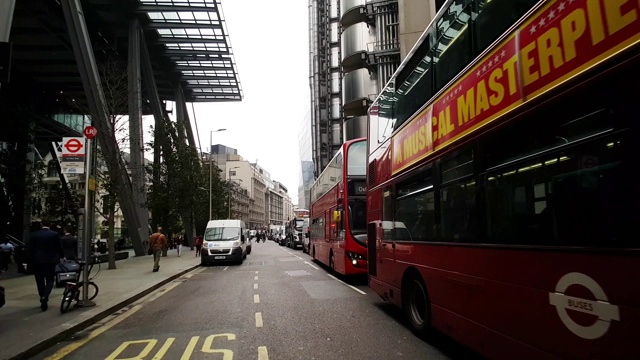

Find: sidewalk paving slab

[0,248,201,360]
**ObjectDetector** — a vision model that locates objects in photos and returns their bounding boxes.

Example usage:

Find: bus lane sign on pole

[61,137,85,174]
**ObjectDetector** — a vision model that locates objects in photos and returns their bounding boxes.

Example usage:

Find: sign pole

[78,127,97,307]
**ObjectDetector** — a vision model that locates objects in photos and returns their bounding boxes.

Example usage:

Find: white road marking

[294,255,303,260]
[255,271,259,274]
[258,346,269,360]
[254,294,260,303]
[327,274,366,294]
[254,283,259,290]
[254,276,259,280]
[223,266,229,271]
[255,312,264,327]
[304,261,319,270]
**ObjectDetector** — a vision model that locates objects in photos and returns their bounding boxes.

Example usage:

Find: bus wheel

[403,274,430,335]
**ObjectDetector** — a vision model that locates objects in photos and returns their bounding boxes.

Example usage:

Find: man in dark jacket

[60,226,78,260]
[28,218,64,311]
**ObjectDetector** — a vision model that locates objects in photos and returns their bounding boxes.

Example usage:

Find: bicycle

[60,254,101,314]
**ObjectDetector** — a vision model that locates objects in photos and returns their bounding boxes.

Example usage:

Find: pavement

[0,247,201,360]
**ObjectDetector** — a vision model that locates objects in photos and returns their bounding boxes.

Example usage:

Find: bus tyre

[403,274,430,336]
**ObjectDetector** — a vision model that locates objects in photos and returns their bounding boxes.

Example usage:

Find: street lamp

[209,128,227,220]
[228,166,240,219]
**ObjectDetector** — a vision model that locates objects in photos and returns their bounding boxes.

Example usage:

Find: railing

[367,39,399,53]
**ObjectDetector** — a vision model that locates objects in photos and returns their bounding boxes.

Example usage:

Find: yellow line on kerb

[258,346,269,360]
[45,271,193,359]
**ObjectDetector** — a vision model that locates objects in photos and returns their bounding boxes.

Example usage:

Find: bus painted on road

[367,0,639,359]
[310,138,368,275]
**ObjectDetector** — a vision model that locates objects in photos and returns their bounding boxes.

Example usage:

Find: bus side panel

[403,245,638,359]
[430,305,554,360]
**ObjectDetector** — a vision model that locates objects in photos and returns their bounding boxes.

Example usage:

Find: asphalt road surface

[37,240,480,360]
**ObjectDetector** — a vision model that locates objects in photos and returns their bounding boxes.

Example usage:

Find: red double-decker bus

[310,138,368,275]
[367,0,639,359]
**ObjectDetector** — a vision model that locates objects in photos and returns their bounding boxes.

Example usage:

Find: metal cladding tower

[308,0,401,177]
[309,0,445,177]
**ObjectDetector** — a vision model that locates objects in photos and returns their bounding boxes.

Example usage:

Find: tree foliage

[147,119,228,239]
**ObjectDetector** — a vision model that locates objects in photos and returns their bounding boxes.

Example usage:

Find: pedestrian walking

[175,233,183,257]
[149,227,167,272]
[27,218,64,311]
[195,235,202,257]
[0,238,14,272]
[60,226,78,260]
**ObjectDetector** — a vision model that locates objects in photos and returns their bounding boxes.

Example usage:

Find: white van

[201,220,247,265]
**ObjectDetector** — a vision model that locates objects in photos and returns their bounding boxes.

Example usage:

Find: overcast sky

[187,0,310,205]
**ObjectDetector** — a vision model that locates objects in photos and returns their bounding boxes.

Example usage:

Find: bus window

[483,133,632,248]
[440,151,476,242]
[395,170,436,242]
[473,0,538,53]
[348,198,367,246]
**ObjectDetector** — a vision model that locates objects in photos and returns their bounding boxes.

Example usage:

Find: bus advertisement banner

[391,0,640,175]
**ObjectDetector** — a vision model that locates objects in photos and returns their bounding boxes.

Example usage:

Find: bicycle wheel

[74,282,99,302]
[60,287,75,314]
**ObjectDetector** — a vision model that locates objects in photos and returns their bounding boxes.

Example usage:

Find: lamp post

[228,166,240,219]
[208,128,226,220]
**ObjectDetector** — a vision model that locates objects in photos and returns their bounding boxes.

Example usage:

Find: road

[37,240,479,360]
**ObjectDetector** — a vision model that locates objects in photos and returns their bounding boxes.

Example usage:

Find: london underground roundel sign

[63,138,83,153]
[549,272,620,339]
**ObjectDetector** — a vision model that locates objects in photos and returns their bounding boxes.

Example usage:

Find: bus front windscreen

[348,197,367,246]
[347,140,367,176]
[294,219,304,232]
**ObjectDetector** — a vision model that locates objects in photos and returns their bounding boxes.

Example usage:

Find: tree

[147,119,228,242]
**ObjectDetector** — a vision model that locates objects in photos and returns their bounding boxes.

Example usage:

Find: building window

[47,161,58,177]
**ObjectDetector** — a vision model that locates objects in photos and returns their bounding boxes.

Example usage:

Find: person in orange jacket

[149,227,167,272]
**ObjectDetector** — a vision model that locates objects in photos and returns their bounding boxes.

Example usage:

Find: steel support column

[0,0,16,90]
[61,0,146,256]
[174,84,196,245]
[0,0,15,41]
[176,85,197,149]
[138,25,167,232]
[128,18,148,237]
